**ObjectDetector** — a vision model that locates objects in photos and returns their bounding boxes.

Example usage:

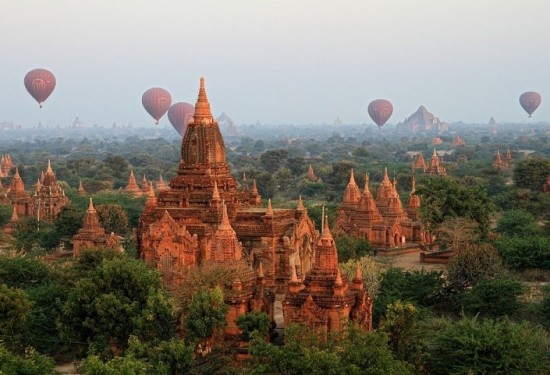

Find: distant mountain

[217,112,241,136]
[397,106,448,133]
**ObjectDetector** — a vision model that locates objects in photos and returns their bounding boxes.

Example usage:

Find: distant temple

[0,154,13,176]
[7,168,33,217]
[453,133,465,146]
[3,161,69,222]
[396,106,448,133]
[78,180,86,196]
[283,220,372,335]
[425,149,447,175]
[73,198,120,256]
[307,164,321,182]
[124,170,142,197]
[489,116,497,135]
[412,152,427,170]
[33,160,69,222]
[411,150,446,175]
[336,169,430,252]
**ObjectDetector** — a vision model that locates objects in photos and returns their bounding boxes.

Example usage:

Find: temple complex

[424,149,447,175]
[336,169,429,251]
[73,198,120,256]
[412,152,427,170]
[33,160,69,222]
[307,164,321,182]
[283,220,372,334]
[453,133,465,146]
[124,170,142,197]
[78,180,86,196]
[0,154,13,176]
[7,168,33,217]
[137,78,319,293]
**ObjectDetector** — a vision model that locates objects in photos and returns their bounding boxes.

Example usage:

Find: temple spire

[87,198,96,213]
[266,199,274,216]
[193,77,213,120]
[321,215,333,241]
[46,159,53,174]
[219,202,232,230]
[363,173,370,194]
[296,195,304,211]
[251,179,259,195]
[382,167,390,183]
[349,168,357,185]
[212,181,220,201]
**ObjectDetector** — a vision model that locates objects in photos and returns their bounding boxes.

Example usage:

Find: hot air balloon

[168,102,194,136]
[368,99,393,129]
[519,91,541,117]
[142,88,172,124]
[24,69,56,108]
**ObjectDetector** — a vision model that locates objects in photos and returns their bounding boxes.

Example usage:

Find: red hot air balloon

[368,99,393,129]
[142,88,172,124]
[519,91,541,117]
[168,102,194,136]
[24,69,56,108]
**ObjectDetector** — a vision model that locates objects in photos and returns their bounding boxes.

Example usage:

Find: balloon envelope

[142,88,172,124]
[168,102,194,136]
[24,69,56,108]
[368,99,393,128]
[519,91,541,117]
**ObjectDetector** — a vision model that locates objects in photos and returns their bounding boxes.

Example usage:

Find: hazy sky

[1,0,549,128]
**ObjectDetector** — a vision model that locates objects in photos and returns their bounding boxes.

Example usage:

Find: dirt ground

[374,251,446,272]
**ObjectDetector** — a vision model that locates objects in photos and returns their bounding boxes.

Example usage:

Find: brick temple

[336,169,430,252]
[137,78,320,294]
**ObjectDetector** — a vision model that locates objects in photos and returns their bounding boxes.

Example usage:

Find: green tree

[0,345,55,375]
[184,287,228,343]
[83,336,195,375]
[513,157,550,191]
[83,354,148,375]
[0,204,12,227]
[59,257,173,357]
[96,204,129,235]
[236,311,271,342]
[286,157,306,176]
[427,316,550,375]
[380,301,418,361]
[260,149,288,173]
[416,176,495,237]
[458,276,525,317]
[55,204,85,237]
[0,256,50,289]
[539,285,550,329]
[335,234,373,262]
[13,218,61,252]
[0,284,33,346]
[103,155,129,180]
[375,268,446,323]
[495,209,541,237]
[495,236,550,270]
